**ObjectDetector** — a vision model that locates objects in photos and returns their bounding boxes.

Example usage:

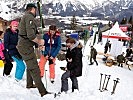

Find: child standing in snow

[38,25,61,83]
[4,21,26,81]
[61,38,83,93]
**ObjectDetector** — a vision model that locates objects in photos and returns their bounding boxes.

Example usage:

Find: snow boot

[26,84,36,89]
[96,62,98,66]
[89,62,94,65]
[50,79,54,84]
[41,91,51,97]
[72,88,79,92]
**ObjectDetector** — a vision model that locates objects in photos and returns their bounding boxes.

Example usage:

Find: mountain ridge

[0,0,132,21]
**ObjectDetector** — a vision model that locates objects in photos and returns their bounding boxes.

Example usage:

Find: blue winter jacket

[43,32,61,58]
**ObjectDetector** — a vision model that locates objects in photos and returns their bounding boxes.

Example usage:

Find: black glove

[2,59,6,64]
[34,43,38,48]
[48,58,53,65]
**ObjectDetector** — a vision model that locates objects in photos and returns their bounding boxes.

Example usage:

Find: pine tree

[120,17,127,24]
[70,15,77,30]
[128,16,133,25]
[108,21,112,27]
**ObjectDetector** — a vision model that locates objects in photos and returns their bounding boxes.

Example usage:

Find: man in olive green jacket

[17,3,47,97]
[117,52,125,67]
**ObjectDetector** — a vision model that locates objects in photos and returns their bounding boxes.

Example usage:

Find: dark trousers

[3,61,13,76]
[3,50,13,76]
[104,48,108,54]
[118,63,123,67]
[90,57,98,65]
[61,71,78,92]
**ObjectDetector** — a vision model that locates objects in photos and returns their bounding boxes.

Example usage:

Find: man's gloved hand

[48,57,53,65]
[49,56,54,59]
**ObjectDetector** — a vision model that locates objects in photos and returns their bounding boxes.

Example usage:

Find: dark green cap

[26,3,37,9]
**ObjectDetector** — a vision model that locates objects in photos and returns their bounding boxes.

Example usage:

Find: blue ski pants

[12,56,26,80]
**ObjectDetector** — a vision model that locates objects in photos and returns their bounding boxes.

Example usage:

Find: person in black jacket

[104,41,111,54]
[61,38,83,93]
[125,47,132,58]
[89,46,98,65]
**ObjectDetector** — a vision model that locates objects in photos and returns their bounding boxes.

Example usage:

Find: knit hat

[26,3,37,9]
[10,21,18,26]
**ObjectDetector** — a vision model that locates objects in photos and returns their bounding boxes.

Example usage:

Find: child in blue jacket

[39,25,61,83]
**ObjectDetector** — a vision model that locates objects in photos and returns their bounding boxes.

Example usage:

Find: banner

[110,39,123,57]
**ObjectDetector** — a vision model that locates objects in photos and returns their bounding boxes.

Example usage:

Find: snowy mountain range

[42,0,91,16]
[91,0,133,20]
[0,0,132,20]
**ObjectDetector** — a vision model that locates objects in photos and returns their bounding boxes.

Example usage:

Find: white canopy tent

[102,22,130,57]
[102,22,130,40]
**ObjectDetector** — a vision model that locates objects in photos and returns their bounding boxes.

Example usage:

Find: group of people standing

[0,3,83,97]
[116,47,133,68]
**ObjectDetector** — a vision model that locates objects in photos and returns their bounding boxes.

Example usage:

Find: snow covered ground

[0,39,133,100]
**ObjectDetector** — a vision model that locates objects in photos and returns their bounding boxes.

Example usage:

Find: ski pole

[111,78,120,95]
[104,75,111,90]
[99,73,103,91]
[44,70,47,89]
[102,74,107,91]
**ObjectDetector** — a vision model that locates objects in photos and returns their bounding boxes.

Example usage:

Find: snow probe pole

[104,75,111,91]
[37,0,47,89]
[102,74,107,91]
[111,78,120,95]
[44,70,48,89]
[99,73,103,91]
